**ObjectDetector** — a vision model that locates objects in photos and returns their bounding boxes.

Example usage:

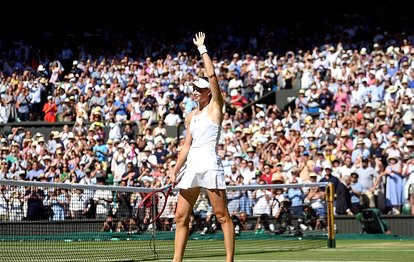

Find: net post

[326,182,336,248]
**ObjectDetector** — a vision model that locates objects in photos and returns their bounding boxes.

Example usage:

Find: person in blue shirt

[93,137,109,163]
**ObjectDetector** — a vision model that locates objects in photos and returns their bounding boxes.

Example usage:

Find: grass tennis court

[1,235,413,261]
[0,230,326,261]
[165,239,414,262]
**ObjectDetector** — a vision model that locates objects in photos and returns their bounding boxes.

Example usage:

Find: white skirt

[176,170,226,189]
[177,147,226,189]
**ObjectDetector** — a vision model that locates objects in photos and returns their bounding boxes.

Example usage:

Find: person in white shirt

[93,179,113,219]
[164,108,182,126]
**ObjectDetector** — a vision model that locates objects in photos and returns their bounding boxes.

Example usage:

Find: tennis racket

[137,165,186,225]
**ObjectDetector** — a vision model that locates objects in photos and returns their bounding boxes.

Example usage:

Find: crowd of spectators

[1,20,414,231]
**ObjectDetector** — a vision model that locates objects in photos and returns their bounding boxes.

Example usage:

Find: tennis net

[0,179,333,261]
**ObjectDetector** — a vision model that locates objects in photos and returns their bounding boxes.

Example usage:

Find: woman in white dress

[171,32,235,262]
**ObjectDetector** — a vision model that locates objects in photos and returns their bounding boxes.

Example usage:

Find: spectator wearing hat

[351,138,370,163]
[103,97,115,122]
[320,162,340,191]
[128,93,142,123]
[383,137,402,160]
[135,117,149,137]
[295,89,309,113]
[245,147,259,167]
[141,90,157,123]
[141,146,157,168]
[382,155,403,214]
[8,141,21,161]
[352,129,371,149]
[42,95,58,122]
[90,107,104,123]
[62,131,75,150]
[59,98,74,122]
[335,131,354,152]
[323,146,335,163]
[384,85,400,105]
[93,135,108,162]
[307,85,320,113]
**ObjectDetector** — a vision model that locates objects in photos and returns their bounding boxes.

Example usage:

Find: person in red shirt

[260,163,273,184]
[43,96,58,122]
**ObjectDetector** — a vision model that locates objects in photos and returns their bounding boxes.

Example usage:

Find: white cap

[190,77,211,89]
[322,162,332,170]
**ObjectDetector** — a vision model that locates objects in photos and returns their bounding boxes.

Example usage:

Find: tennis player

[171,32,235,262]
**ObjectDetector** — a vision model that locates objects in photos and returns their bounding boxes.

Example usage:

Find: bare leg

[207,189,235,262]
[410,195,414,215]
[173,187,200,262]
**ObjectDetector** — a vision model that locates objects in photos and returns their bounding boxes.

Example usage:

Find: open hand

[193,32,205,47]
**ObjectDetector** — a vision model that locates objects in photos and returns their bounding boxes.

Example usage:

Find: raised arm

[193,32,223,108]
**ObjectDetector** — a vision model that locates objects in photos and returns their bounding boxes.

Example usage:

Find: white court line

[158,260,388,262]
[309,248,414,252]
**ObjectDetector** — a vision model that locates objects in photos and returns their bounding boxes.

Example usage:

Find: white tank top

[187,105,223,171]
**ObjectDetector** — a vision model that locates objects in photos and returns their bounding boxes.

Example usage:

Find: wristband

[197,45,207,55]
